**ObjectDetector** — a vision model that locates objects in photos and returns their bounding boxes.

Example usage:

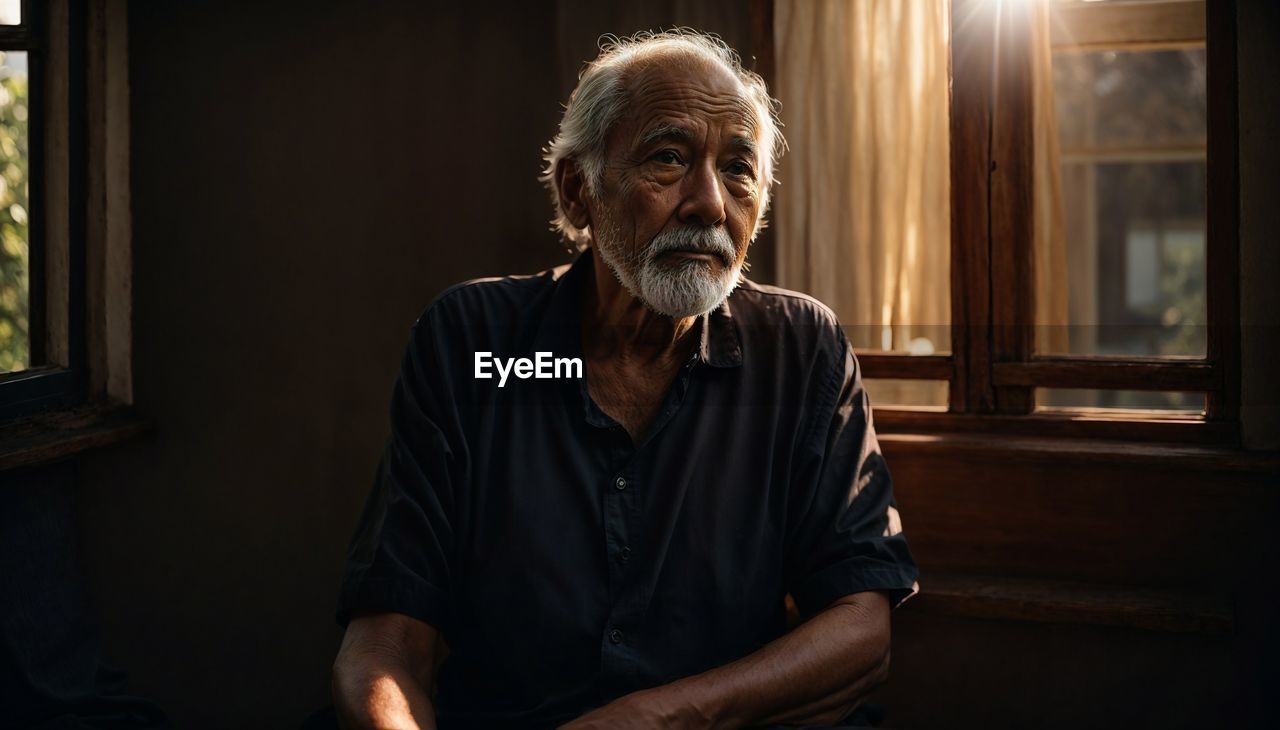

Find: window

[1038,0,1211,418]
[0,0,30,374]
[770,0,1237,442]
[0,0,88,422]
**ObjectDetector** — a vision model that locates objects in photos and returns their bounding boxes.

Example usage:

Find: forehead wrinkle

[628,84,758,129]
[639,123,695,148]
[630,101,760,144]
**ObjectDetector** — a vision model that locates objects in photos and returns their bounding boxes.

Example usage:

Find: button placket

[601,453,643,687]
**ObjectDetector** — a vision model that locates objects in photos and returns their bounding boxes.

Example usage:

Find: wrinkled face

[590,54,765,318]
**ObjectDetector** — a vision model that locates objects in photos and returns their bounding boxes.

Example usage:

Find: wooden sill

[903,573,1233,635]
[0,404,152,473]
[877,431,1280,473]
[873,408,1242,445]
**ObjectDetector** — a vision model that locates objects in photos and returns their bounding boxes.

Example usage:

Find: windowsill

[902,572,1233,634]
[876,429,1280,473]
[0,404,152,474]
[874,408,1249,449]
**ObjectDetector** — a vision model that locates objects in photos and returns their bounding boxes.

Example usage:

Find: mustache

[645,226,737,266]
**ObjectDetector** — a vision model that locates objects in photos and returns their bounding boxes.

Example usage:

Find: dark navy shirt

[337,249,918,729]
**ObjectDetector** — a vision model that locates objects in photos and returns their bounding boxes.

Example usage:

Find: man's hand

[563,591,891,730]
[332,611,440,730]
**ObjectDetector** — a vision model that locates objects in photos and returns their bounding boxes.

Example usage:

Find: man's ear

[555,159,593,231]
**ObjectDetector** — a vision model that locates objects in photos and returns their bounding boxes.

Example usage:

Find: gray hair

[540,28,786,249]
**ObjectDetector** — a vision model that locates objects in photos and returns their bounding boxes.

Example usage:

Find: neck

[582,247,699,363]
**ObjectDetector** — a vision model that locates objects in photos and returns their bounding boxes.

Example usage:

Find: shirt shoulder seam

[414,269,561,329]
[732,282,843,325]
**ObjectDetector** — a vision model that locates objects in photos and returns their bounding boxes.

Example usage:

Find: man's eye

[725,160,755,178]
[653,150,683,165]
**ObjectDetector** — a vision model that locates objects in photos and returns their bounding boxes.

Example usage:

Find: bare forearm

[333,612,440,730]
[644,592,891,728]
[333,653,437,730]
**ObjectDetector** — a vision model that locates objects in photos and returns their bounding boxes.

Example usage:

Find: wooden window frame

[0,0,140,470]
[0,0,89,422]
[753,0,1240,444]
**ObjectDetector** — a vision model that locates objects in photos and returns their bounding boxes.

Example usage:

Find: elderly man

[331,30,918,729]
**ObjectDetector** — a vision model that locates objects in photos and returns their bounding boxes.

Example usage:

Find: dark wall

[75,1,566,726]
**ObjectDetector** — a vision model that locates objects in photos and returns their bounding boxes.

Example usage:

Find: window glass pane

[863,378,948,411]
[0,50,28,374]
[1056,49,1206,149]
[1037,388,1204,414]
[1038,45,1207,358]
[0,0,18,25]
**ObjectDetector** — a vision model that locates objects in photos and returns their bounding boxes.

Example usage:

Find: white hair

[540,29,786,249]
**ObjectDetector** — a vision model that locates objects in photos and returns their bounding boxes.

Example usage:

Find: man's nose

[677,159,727,228]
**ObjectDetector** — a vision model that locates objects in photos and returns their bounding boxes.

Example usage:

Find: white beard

[592,212,743,318]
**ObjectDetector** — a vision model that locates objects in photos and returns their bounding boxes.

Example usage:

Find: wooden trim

[873,408,1238,444]
[0,367,77,420]
[0,3,39,48]
[65,0,87,392]
[949,0,994,414]
[1204,0,1240,425]
[902,572,1232,634]
[879,430,1279,473]
[1060,144,1205,165]
[85,0,131,403]
[1050,0,1206,52]
[1053,39,1206,55]
[989,0,1036,414]
[0,403,149,473]
[992,359,1219,391]
[857,354,952,381]
[41,0,70,369]
[0,30,38,50]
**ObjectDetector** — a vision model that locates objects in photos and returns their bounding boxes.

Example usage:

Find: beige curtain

[772,0,1068,356]
[774,0,951,354]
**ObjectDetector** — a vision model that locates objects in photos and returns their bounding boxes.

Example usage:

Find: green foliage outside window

[0,50,28,374]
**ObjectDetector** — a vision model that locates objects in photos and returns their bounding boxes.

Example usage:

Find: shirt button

[614,476,627,491]
[609,628,624,645]
[619,546,632,563]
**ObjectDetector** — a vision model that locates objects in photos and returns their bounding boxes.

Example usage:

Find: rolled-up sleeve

[785,331,919,619]
[336,306,464,631]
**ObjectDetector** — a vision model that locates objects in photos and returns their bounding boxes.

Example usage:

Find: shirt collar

[530,248,743,369]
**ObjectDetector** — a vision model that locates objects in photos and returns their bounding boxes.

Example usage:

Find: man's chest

[453,411,795,682]
[440,369,813,690]
[456,383,797,599]
[583,355,687,444]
